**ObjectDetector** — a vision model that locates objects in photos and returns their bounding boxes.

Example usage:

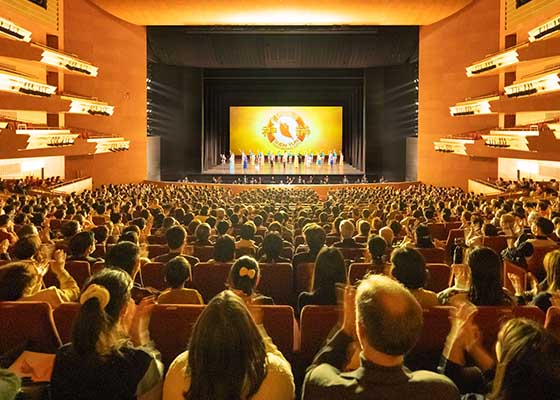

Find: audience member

[163,290,295,400]
[51,269,163,399]
[227,256,273,305]
[158,256,203,304]
[302,275,459,399]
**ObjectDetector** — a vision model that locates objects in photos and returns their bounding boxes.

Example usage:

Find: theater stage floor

[203,161,363,175]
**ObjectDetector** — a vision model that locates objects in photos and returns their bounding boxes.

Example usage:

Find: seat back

[258,263,293,305]
[406,306,453,371]
[474,306,545,353]
[235,247,255,258]
[149,304,204,368]
[425,263,451,293]
[545,306,560,340]
[259,305,295,358]
[192,246,214,262]
[147,244,169,260]
[64,261,92,289]
[92,244,106,258]
[325,236,338,246]
[0,302,62,354]
[192,262,232,302]
[281,247,293,260]
[428,223,446,241]
[503,259,527,294]
[527,245,559,281]
[147,235,167,245]
[139,262,167,291]
[348,263,371,285]
[416,247,445,264]
[53,302,81,344]
[338,247,366,262]
[482,236,508,254]
[294,262,315,294]
[299,305,340,365]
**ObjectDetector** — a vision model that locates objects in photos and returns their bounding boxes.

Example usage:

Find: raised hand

[342,285,357,338]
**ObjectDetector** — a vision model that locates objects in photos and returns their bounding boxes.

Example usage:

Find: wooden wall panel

[62,0,147,186]
[418,0,501,189]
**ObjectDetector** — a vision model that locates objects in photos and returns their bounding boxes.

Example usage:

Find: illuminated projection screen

[230,106,343,154]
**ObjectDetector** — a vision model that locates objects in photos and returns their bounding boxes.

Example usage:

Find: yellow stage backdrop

[230,106,343,154]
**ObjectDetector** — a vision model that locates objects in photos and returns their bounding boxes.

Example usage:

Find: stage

[203,160,363,176]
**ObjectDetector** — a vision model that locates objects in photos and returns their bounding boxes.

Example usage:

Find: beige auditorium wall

[418,0,501,189]
[63,0,147,186]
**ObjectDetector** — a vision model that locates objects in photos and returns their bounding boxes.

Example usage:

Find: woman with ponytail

[227,256,274,305]
[50,269,163,399]
[163,290,295,400]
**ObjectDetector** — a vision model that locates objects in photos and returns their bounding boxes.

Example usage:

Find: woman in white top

[163,290,295,400]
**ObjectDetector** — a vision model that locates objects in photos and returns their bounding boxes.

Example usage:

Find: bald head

[356,275,423,356]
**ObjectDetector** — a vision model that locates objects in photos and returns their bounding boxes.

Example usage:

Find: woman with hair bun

[227,256,274,305]
[50,268,163,399]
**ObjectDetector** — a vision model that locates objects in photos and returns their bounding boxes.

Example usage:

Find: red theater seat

[147,235,167,245]
[416,247,445,264]
[149,304,204,369]
[192,262,232,302]
[526,245,559,282]
[425,263,451,293]
[148,244,169,259]
[192,245,214,262]
[235,247,255,258]
[139,262,167,291]
[482,236,508,254]
[338,247,366,262]
[348,262,372,285]
[299,305,340,365]
[260,305,295,358]
[53,302,81,344]
[0,302,62,354]
[428,223,446,241]
[258,263,293,305]
[64,260,91,289]
[503,259,527,295]
[294,262,315,294]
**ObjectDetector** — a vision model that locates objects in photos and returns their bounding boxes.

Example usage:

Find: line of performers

[220,150,344,169]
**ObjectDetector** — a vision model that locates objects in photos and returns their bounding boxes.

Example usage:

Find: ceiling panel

[89,0,474,26]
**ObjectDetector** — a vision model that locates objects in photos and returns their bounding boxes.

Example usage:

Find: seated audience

[68,231,103,265]
[366,235,390,275]
[192,222,213,246]
[293,224,326,267]
[333,220,364,248]
[302,275,459,399]
[153,225,200,267]
[378,226,394,247]
[163,290,295,400]
[227,256,273,305]
[212,235,236,263]
[0,249,79,308]
[0,214,18,244]
[158,256,203,305]
[51,269,164,399]
[259,232,290,263]
[439,246,514,306]
[391,247,439,308]
[440,308,560,399]
[353,220,370,243]
[236,221,258,253]
[298,247,346,314]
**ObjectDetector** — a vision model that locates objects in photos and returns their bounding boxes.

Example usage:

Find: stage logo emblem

[262,112,310,150]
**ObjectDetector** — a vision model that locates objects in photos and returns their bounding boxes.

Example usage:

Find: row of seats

[33,259,452,305]
[1,301,554,372]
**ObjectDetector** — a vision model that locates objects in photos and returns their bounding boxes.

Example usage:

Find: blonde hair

[544,249,560,292]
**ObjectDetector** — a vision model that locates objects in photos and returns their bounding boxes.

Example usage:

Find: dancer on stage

[229,151,235,167]
[220,154,226,164]
[333,150,337,165]
[339,150,344,165]
[242,151,248,170]
[249,150,255,165]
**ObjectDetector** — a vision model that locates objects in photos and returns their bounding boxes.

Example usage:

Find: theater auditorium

[1,0,560,399]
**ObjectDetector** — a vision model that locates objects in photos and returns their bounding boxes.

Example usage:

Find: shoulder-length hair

[185,290,266,400]
[489,318,560,400]
[468,246,508,306]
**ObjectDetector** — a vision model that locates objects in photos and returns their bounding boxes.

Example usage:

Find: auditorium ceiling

[147,26,419,68]
[89,0,474,26]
